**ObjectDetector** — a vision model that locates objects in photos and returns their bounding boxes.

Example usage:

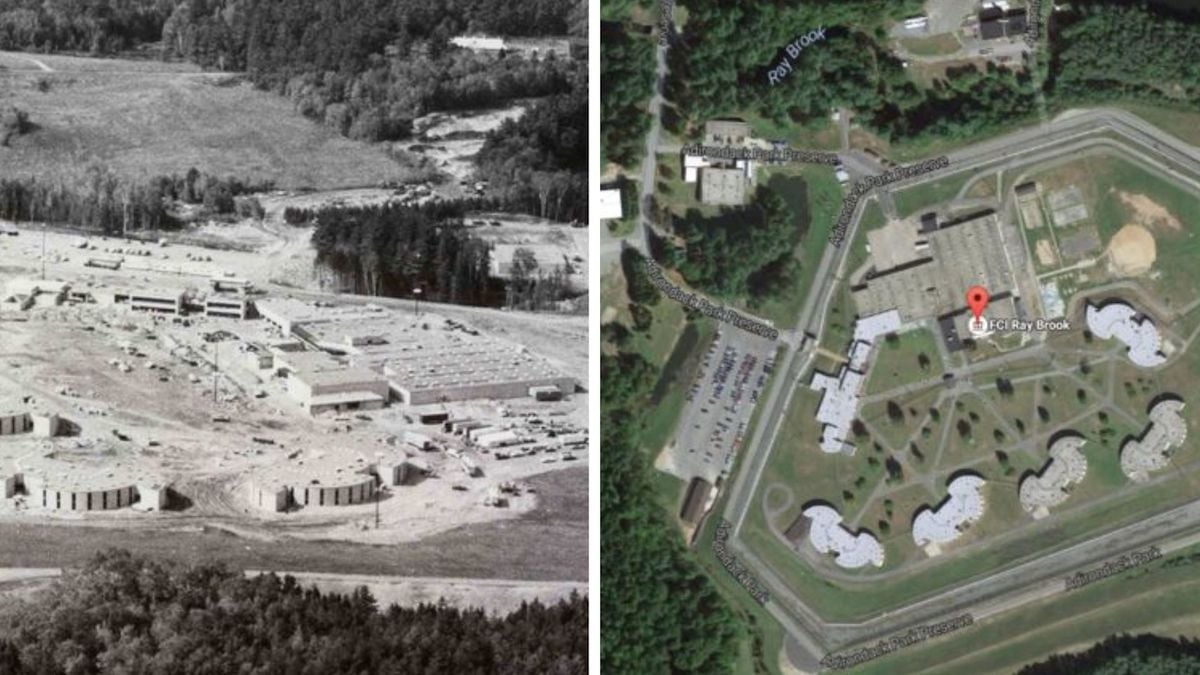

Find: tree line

[0,166,273,234]
[0,548,585,674]
[0,0,169,54]
[601,346,742,673]
[600,19,655,168]
[1019,633,1200,675]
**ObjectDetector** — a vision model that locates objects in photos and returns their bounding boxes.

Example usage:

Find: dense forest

[600,20,655,168]
[1019,634,1200,675]
[0,549,586,674]
[0,166,271,234]
[601,348,741,673]
[308,201,501,306]
[660,185,803,301]
[1049,2,1200,106]
[475,85,587,223]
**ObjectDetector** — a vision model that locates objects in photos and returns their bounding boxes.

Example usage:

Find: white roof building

[802,504,885,569]
[1019,435,1088,518]
[1121,398,1188,482]
[683,154,711,183]
[811,310,903,453]
[1086,301,1165,367]
[913,475,986,552]
[599,188,623,220]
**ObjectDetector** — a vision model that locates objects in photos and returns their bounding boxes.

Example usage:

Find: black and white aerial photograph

[0,0,588,671]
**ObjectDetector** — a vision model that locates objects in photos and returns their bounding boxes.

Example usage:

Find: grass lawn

[892,169,978,218]
[0,54,417,189]
[865,329,944,395]
[1029,152,1200,307]
[897,34,961,57]
[849,541,1200,675]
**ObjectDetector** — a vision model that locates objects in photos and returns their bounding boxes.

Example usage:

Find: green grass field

[1029,152,1200,306]
[849,541,1200,675]
[0,52,416,189]
[865,329,944,395]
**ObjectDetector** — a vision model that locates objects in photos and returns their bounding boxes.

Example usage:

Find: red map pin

[966,285,990,321]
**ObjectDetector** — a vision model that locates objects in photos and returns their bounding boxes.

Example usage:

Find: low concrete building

[1086,300,1165,368]
[699,167,748,206]
[286,366,390,415]
[1121,398,1188,482]
[912,475,987,554]
[802,504,885,569]
[1019,435,1088,518]
[126,289,185,314]
[205,293,253,319]
[0,412,31,436]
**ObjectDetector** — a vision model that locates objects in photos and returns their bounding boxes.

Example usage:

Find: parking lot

[660,328,776,486]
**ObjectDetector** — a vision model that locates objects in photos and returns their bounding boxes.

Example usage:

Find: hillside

[0,51,421,190]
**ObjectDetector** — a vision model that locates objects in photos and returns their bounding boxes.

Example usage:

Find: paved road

[713,108,1200,670]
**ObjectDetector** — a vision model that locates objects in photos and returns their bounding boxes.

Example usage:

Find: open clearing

[1107,224,1156,276]
[0,51,416,189]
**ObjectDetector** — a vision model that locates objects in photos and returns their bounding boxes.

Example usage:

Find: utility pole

[375,481,380,529]
[413,287,422,316]
[212,340,219,403]
[41,222,46,280]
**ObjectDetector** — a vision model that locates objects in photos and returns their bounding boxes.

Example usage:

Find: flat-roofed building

[854,212,1019,323]
[1019,435,1089,519]
[205,293,252,319]
[810,310,903,453]
[287,366,390,415]
[699,167,748,206]
[599,187,623,220]
[1121,398,1188,482]
[913,475,986,554]
[372,343,575,405]
[1086,300,1166,368]
[802,504,885,569]
[704,119,752,147]
[680,477,713,525]
[127,288,185,314]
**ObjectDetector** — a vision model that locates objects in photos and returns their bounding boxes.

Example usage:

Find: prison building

[31,414,60,438]
[293,476,377,508]
[853,212,1019,323]
[253,483,291,512]
[1019,435,1088,519]
[1085,301,1166,368]
[802,504,885,569]
[26,475,139,512]
[125,289,185,314]
[375,460,423,486]
[205,294,253,319]
[1121,398,1188,482]
[0,412,31,436]
[810,310,904,453]
[377,343,575,405]
[286,366,390,415]
[912,475,987,554]
[3,279,68,309]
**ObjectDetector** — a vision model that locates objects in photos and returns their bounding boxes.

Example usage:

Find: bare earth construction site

[0,235,587,594]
